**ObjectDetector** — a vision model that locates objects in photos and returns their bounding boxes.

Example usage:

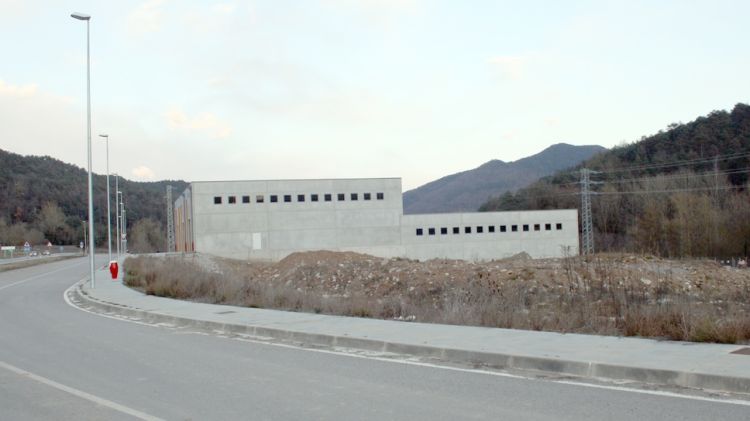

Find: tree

[129,218,165,253]
[36,202,73,244]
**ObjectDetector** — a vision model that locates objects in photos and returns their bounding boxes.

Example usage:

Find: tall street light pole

[71,12,95,288]
[115,180,120,260]
[99,134,112,263]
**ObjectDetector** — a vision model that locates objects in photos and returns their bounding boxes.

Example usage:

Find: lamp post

[115,183,120,260]
[71,12,95,288]
[99,134,112,264]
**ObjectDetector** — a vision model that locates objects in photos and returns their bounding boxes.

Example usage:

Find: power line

[592,151,750,175]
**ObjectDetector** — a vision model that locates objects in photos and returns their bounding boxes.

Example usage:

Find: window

[270,195,278,203]
[256,195,264,203]
[465,226,472,234]
[284,195,292,203]
[489,225,495,233]
[228,196,236,204]
[500,225,507,232]
[534,224,540,231]
[213,196,222,204]
[476,226,483,233]
[351,193,358,201]
[545,223,551,231]
[416,228,423,236]
[297,194,305,202]
[376,192,384,200]
[428,228,436,236]
[311,194,319,202]
[364,193,371,200]
[440,227,448,235]
[242,196,250,204]
[453,227,460,234]
[556,223,563,230]
[523,224,529,232]
[324,194,332,202]
[337,193,345,201]
[511,225,518,232]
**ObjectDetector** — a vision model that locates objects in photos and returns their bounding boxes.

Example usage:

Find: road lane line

[0,360,165,421]
[0,260,85,292]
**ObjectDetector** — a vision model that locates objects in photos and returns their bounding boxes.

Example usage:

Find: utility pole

[580,168,595,255]
[166,185,175,253]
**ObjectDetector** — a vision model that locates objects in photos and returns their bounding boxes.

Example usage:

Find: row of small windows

[416,223,563,236]
[214,192,385,205]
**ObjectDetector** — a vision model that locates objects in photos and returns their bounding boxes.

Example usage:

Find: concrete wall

[183,178,580,261]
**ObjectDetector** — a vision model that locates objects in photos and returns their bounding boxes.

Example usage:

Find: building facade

[174,178,579,261]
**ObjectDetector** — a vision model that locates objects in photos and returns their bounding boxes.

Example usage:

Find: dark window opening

[489,226,495,233]
[500,225,507,232]
[324,194,332,202]
[477,226,484,233]
[376,192,384,200]
[545,223,551,231]
[337,193,345,201]
[556,223,563,230]
[213,196,222,204]
[440,227,448,235]
[228,196,236,204]
[351,193,358,201]
[297,194,305,202]
[242,195,250,204]
[465,226,472,234]
[416,228,423,236]
[523,224,529,232]
[534,224,540,231]
[270,195,278,203]
[311,194,319,202]
[256,195,264,203]
[453,227,460,234]
[512,225,518,232]
[364,193,371,200]
[428,228,436,235]
[284,195,292,203]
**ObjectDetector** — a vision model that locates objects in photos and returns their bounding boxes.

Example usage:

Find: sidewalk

[72,264,750,395]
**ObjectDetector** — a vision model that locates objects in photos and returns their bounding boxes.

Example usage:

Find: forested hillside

[480,103,750,258]
[0,149,187,251]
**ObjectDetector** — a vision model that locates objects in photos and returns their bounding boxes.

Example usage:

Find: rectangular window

[534,224,540,231]
[545,223,551,231]
[556,223,563,230]
[416,228,423,236]
[512,225,518,232]
[297,194,305,202]
[324,194,332,202]
[523,224,529,232]
[500,225,507,232]
[453,227,460,234]
[242,195,250,204]
[465,226,472,234]
[351,193,358,201]
[376,192,384,200]
[256,195,264,203]
[311,194,319,202]
[440,227,448,235]
[270,195,278,203]
[428,228,436,235]
[364,193,371,200]
[477,226,484,233]
[213,196,222,204]
[488,225,495,233]
[337,193,345,201]
[284,195,292,203]
[228,196,236,204]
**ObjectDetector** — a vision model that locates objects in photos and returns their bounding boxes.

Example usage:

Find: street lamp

[115,182,121,260]
[71,11,95,288]
[99,134,112,264]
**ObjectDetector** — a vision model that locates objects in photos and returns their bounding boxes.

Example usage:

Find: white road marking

[0,260,85,292]
[0,360,165,421]
[63,280,750,408]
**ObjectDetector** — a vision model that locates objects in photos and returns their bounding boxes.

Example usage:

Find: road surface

[0,257,747,420]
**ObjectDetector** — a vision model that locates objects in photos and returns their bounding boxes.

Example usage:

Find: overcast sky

[1,0,748,190]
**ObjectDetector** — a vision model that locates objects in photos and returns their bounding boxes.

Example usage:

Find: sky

[1,0,749,190]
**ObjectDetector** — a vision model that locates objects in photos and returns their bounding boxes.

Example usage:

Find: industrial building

[174,178,579,261]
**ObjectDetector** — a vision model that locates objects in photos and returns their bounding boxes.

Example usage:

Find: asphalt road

[0,257,748,420]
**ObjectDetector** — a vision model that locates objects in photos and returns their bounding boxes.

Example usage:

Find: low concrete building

[174,178,579,261]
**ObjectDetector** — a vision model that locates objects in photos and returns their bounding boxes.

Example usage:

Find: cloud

[488,56,528,80]
[544,117,560,127]
[165,107,232,139]
[127,0,167,36]
[131,165,156,180]
[0,79,39,99]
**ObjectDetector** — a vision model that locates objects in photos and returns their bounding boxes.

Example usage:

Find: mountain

[402,143,607,214]
[0,148,187,245]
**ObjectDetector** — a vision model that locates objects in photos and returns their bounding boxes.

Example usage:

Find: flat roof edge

[190,177,402,184]
[404,209,579,216]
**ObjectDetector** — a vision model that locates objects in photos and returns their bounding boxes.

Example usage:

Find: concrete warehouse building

[173,178,579,261]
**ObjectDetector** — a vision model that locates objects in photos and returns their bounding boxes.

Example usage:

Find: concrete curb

[69,280,750,395]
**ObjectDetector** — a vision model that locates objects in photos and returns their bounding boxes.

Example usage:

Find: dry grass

[124,252,750,344]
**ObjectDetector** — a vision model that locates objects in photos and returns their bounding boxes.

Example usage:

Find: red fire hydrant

[109,261,119,280]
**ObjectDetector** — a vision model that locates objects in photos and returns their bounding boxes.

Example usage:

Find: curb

[69,280,750,395]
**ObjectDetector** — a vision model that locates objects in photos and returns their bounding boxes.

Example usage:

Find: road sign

[47,241,52,247]
[80,241,84,249]
[23,242,30,253]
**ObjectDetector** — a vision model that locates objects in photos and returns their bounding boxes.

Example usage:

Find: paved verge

[71,265,750,395]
